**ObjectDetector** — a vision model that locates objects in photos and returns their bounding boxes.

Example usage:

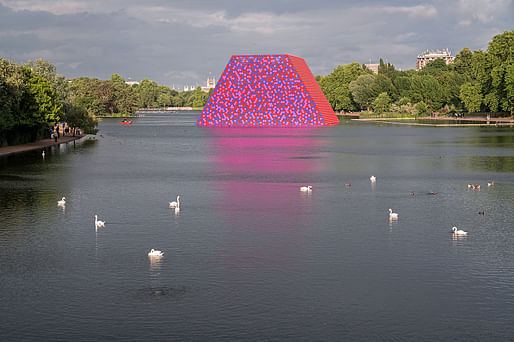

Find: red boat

[120,120,132,125]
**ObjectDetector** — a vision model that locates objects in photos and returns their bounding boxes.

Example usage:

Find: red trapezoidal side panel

[196,54,339,127]
[288,56,339,126]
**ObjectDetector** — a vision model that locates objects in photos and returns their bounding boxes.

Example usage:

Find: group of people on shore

[49,123,81,142]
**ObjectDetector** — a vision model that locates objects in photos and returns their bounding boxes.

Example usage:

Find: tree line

[317,30,513,116]
[0,57,211,146]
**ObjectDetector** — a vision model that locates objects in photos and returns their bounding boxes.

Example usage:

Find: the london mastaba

[196,54,339,127]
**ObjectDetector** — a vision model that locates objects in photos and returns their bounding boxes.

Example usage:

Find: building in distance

[364,64,379,74]
[201,77,216,92]
[125,78,139,86]
[416,49,454,71]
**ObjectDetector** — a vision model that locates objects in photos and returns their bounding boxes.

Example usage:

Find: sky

[0,0,512,89]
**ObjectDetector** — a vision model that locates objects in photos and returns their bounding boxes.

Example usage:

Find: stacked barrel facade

[196,54,339,127]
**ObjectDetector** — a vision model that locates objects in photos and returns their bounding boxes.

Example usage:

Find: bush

[415,101,429,115]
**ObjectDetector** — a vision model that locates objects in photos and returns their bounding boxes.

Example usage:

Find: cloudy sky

[0,0,512,89]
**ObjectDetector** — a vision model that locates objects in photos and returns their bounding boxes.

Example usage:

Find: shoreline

[0,135,85,157]
[352,116,514,127]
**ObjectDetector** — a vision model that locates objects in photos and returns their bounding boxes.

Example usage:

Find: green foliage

[419,59,449,75]
[0,58,63,145]
[460,82,483,112]
[409,74,443,109]
[349,74,376,110]
[316,31,512,116]
[23,70,62,125]
[64,104,98,134]
[486,30,514,114]
[453,48,473,75]
[378,58,396,79]
[414,101,429,115]
[319,62,366,111]
[372,92,391,114]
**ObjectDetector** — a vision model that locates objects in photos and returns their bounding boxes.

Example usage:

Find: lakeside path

[0,135,85,157]
[352,116,514,127]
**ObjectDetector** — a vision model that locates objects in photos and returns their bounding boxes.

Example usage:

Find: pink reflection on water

[205,127,327,270]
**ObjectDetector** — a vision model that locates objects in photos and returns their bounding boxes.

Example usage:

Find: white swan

[452,226,468,236]
[389,208,399,220]
[94,214,105,228]
[370,175,376,182]
[169,195,180,208]
[300,186,312,192]
[148,249,163,256]
[57,197,66,206]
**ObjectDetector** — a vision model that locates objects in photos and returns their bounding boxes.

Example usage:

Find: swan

[452,226,468,236]
[94,214,105,228]
[300,186,312,192]
[148,249,163,256]
[370,176,376,182]
[389,208,399,220]
[169,195,180,208]
[57,197,66,206]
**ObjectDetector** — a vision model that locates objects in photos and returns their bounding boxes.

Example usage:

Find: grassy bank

[97,113,136,118]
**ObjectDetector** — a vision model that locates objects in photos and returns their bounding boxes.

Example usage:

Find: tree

[436,71,468,109]
[26,58,70,106]
[459,82,482,112]
[414,101,429,116]
[64,105,98,134]
[349,74,376,111]
[110,74,138,115]
[409,74,444,110]
[372,74,396,101]
[378,58,396,79]
[21,68,61,127]
[135,78,160,107]
[420,59,449,75]
[453,47,473,75]
[319,62,366,111]
[96,81,115,114]
[393,76,412,100]
[486,30,514,114]
[372,92,391,114]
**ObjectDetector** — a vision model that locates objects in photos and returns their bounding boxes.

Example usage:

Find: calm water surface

[1,112,513,341]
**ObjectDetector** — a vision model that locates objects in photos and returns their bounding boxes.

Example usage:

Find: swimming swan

[169,195,180,208]
[148,249,163,256]
[452,226,468,236]
[389,208,399,220]
[94,215,105,228]
[370,176,376,182]
[57,197,66,206]
[300,186,312,192]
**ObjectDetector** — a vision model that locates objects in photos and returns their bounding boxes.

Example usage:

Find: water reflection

[206,128,326,268]
[148,254,164,271]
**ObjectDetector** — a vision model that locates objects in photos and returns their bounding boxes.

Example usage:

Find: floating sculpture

[196,54,339,127]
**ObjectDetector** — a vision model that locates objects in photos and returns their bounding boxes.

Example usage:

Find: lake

[1,111,513,341]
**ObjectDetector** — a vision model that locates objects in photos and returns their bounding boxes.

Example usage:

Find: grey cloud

[0,1,512,88]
